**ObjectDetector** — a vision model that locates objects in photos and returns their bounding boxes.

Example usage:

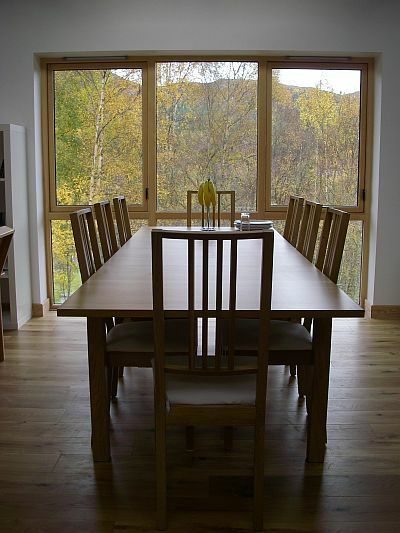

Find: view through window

[44,59,368,305]
[270,66,365,300]
[271,68,362,207]
[53,67,144,207]
[156,62,258,213]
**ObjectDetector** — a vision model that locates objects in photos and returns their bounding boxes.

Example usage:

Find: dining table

[57,226,364,462]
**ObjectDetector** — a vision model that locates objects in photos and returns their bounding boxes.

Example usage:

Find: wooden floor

[0,313,400,532]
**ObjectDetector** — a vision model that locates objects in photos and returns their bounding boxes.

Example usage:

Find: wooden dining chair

[113,196,132,246]
[70,208,102,282]
[288,200,323,377]
[151,228,274,531]
[297,206,351,396]
[314,207,351,284]
[93,200,119,262]
[186,189,236,227]
[70,208,189,400]
[283,195,304,246]
[226,207,350,403]
[0,226,14,362]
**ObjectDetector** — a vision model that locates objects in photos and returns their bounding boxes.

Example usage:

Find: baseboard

[364,300,400,319]
[32,298,50,318]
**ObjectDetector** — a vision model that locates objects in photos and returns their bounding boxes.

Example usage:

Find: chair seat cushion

[106,319,189,353]
[166,373,257,408]
[222,319,312,352]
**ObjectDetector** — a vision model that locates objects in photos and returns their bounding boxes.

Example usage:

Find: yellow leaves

[297,87,338,132]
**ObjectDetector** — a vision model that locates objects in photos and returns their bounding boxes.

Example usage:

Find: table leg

[87,317,110,461]
[0,302,4,362]
[306,317,332,462]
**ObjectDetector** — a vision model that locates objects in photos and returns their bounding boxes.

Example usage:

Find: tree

[51,63,363,303]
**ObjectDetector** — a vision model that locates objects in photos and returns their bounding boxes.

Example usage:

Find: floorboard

[0,314,399,531]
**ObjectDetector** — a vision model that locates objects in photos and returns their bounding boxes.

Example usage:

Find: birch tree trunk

[89,69,107,203]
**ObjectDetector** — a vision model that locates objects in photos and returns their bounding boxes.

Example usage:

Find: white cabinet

[0,124,31,329]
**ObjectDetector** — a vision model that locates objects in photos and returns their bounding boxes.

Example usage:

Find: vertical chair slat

[94,201,119,262]
[70,209,100,283]
[228,239,238,370]
[186,191,193,227]
[315,209,332,271]
[113,196,131,246]
[217,193,222,228]
[296,200,323,261]
[283,195,304,246]
[104,202,119,254]
[202,239,209,368]
[94,202,111,262]
[316,207,350,283]
[121,197,132,240]
[87,209,102,270]
[215,239,223,370]
[188,237,196,369]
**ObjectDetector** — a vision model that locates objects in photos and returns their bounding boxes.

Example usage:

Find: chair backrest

[315,207,350,283]
[0,226,14,274]
[186,190,236,227]
[151,229,273,380]
[93,200,119,262]
[296,200,323,261]
[70,208,102,283]
[113,196,132,245]
[283,195,304,245]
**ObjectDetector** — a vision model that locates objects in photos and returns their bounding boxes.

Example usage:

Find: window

[49,63,147,210]
[269,64,366,210]
[43,57,370,305]
[156,62,258,212]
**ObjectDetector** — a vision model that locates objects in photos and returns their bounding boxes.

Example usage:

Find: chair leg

[253,422,265,531]
[223,426,233,451]
[185,426,194,451]
[106,366,113,404]
[111,367,118,399]
[156,405,167,530]
[297,365,307,397]
[0,304,4,362]
[289,364,296,377]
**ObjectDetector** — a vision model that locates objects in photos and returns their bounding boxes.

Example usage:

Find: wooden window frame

[45,60,149,214]
[265,60,369,216]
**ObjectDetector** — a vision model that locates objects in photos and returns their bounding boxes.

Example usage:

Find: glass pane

[54,68,143,206]
[51,218,148,305]
[156,219,187,227]
[157,62,258,212]
[275,219,363,303]
[129,219,148,233]
[337,220,363,303]
[51,220,81,304]
[271,68,361,206]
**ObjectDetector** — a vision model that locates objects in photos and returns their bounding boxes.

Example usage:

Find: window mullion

[147,60,157,225]
[258,61,268,216]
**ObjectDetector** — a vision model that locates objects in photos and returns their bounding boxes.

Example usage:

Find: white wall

[0,0,399,306]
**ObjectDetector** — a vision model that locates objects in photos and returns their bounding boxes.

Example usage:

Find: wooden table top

[57,226,364,319]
